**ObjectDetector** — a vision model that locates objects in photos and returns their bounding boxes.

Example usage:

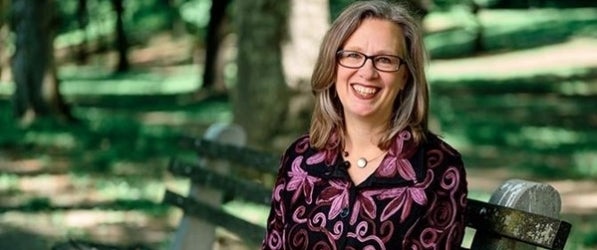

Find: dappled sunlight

[561,193,597,215]
[19,174,71,194]
[0,154,71,175]
[429,38,597,80]
[139,111,199,126]
[550,180,597,214]
[129,33,195,68]
[59,64,200,95]
[0,210,176,246]
[62,210,155,228]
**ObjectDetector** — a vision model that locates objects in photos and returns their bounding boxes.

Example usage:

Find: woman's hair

[309,0,429,150]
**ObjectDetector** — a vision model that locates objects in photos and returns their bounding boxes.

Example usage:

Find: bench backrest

[163,123,571,250]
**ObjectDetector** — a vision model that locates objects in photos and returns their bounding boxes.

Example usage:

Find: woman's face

[335,18,408,124]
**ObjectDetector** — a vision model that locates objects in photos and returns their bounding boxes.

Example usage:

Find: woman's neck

[343,115,388,152]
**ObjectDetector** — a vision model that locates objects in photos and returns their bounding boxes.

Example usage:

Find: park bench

[163,123,572,250]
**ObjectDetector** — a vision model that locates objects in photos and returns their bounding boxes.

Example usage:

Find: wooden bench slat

[465,199,571,250]
[162,190,266,246]
[193,139,280,174]
[168,159,272,205]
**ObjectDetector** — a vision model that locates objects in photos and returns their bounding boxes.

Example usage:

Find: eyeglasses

[336,50,405,72]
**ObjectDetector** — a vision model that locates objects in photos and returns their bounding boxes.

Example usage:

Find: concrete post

[470,179,562,250]
[169,123,247,250]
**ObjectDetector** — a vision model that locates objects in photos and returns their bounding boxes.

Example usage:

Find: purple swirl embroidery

[440,167,459,191]
[332,220,344,238]
[265,230,283,249]
[429,199,456,228]
[347,221,386,249]
[311,211,327,228]
[292,206,308,223]
[295,136,310,153]
[419,227,440,248]
[289,228,308,249]
[426,149,443,169]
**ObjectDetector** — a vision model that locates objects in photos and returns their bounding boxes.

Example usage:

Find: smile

[352,84,379,97]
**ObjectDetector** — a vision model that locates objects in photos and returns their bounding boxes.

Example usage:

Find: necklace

[343,150,387,168]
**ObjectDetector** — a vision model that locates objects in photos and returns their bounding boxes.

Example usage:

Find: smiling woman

[261,1,468,249]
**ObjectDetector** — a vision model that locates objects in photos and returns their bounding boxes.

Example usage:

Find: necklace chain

[344,150,386,168]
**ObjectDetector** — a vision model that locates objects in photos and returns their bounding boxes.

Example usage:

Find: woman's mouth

[352,84,379,98]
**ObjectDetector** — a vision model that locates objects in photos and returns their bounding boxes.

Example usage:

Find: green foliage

[489,0,597,9]
[54,0,196,49]
[22,197,51,212]
[433,0,473,11]
[429,63,597,179]
[178,0,212,37]
[584,230,597,247]
[56,0,115,33]
[481,8,597,51]
[425,8,597,58]
[329,0,355,21]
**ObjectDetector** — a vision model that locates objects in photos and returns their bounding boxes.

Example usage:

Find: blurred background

[0,0,595,249]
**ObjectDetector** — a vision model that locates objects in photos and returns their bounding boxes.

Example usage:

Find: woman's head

[310,0,429,150]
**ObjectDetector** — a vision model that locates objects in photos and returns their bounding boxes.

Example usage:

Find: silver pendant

[356,157,367,168]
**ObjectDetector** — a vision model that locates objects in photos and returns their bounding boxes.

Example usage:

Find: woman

[262,1,467,249]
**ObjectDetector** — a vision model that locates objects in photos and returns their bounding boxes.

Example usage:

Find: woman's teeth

[353,85,377,95]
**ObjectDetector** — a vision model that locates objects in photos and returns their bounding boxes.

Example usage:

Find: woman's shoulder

[282,133,312,155]
[424,132,463,161]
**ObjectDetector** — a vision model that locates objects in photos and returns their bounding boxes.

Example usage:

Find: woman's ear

[399,71,409,91]
[403,70,409,82]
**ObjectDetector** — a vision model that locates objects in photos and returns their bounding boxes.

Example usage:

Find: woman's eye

[346,52,362,59]
[376,56,393,64]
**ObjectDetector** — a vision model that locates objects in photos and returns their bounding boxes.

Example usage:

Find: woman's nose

[358,58,379,79]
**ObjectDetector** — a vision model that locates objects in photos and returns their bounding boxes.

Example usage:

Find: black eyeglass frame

[336,50,406,72]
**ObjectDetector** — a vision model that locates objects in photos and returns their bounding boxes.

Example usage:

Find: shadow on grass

[0,224,53,250]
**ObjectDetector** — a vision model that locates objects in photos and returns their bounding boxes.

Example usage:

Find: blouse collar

[303,130,427,188]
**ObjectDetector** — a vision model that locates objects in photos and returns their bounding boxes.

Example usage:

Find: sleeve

[404,140,468,249]
[261,150,291,250]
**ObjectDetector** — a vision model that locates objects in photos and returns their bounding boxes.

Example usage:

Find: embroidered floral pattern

[262,132,467,249]
[286,156,319,204]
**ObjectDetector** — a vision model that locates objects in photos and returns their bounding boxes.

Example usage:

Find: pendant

[356,157,367,168]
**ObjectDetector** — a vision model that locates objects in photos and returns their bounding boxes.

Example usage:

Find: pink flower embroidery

[350,190,382,225]
[380,186,427,222]
[317,180,350,220]
[287,156,319,204]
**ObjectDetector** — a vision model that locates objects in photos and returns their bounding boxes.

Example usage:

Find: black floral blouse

[261,130,467,250]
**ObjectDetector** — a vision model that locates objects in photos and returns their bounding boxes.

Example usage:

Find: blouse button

[343,161,351,169]
[340,207,349,218]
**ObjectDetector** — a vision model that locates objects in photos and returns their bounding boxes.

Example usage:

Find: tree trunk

[280,0,330,147]
[111,0,129,72]
[199,0,231,92]
[10,0,74,124]
[234,0,290,149]
[75,0,89,64]
[163,0,185,36]
[0,0,9,81]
